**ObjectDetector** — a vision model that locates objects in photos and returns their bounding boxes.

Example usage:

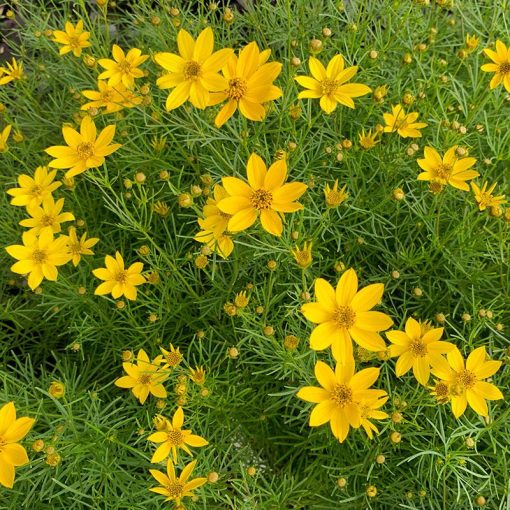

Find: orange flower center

[333,305,356,329]
[433,163,452,180]
[498,62,510,75]
[455,369,476,389]
[40,214,55,227]
[227,77,247,100]
[409,339,427,357]
[32,249,47,263]
[250,189,273,210]
[433,381,450,403]
[138,373,152,385]
[184,61,202,80]
[165,352,182,367]
[76,142,94,160]
[331,383,353,407]
[165,480,184,499]
[114,270,128,284]
[321,78,338,96]
[166,429,184,446]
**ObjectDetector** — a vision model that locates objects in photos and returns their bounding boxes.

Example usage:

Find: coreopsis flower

[296,358,387,442]
[6,166,61,208]
[292,241,313,269]
[5,230,71,290]
[481,40,510,92]
[155,27,234,110]
[19,196,75,235]
[149,459,207,505]
[98,45,148,88]
[429,379,452,404]
[52,20,92,57]
[0,402,35,488]
[471,181,507,211]
[358,129,379,150]
[386,317,455,386]
[324,180,348,207]
[383,104,427,138]
[160,344,183,368]
[430,346,503,418]
[208,41,282,127]
[92,251,146,300]
[295,54,371,114]
[465,34,479,52]
[66,226,99,266]
[0,58,24,85]
[190,366,206,385]
[0,124,11,152]
[417,146,479,191]
[148,407,208,463]
[216,153,307,237]
[81,81,141,113]
[301,268,393,361]
[359,397,388,439]
[114,348,169,404]
[45,116,121,179]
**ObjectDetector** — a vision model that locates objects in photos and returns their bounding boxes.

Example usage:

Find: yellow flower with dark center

[301,268,393,361]
[147,407,208,463]
[430,346,503,418]
[417,146,479,191]
[208,41,282,127]
[92,251,146,300]
[81,80,141,113]
[45,116,121,179]
[155,27,234,110]
[292,241,313,269]
[19,196,75,235]
[481,40,510,92]
[5,230,71,290]
[52,20,92,57]
[0,124,11,152]
[98,45,148,88]
[383,104,427,138]
[149,459,207,505]
[295,54,371,114]
[386,317,455,386]
[0,58,24,85]
[0,402,35,488]
[358,129,380,149]
[471,181,507,211]
[216,153,307,237]
[324,180,348,207]
[296,358,387,442]
[160,344,183,368]
[6,166,61,208]
[65,226,99,266]
[359,397,388,439]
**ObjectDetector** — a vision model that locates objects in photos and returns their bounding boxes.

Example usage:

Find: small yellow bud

[208,472,219,483]
[337,477,347,488]
[390,431,402,443]
[366,485,377,497]
[375,454,385,464]
[48,381,65,399]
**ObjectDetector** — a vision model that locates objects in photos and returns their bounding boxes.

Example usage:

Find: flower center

[499,62,510,75]
[68,35,81,49]
[326,191,344,206]
[433,381,450,402]
[184,61,201,80]
[76,142,94,160]
[321,78,338,96]
[70,242,81,255]
[476,192,493,209]
[331,383,353,407]
[409,339,427,357]
[455,369,476,389]
[101,90,114,102]
[434,163,452,180]
[333,305,356,329]
[114,270,128,284]
[250,189,273,210]
[227,77,247,100]
[40,214,55,227]
[0,437,5,452]
[31,185,42,196]
[138,373,152,385]
[165,481,184,499]
[295,251,309,265]
[118,60,132,73]
[165,352,182,367]
[166,429,184,446]
[32,249,47,263]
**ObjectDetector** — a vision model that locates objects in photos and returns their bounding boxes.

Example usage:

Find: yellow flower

[52,20,92,57]
[428,379,452,404]
[292,241,313,269]
[417,146,479,191]
[48,381,65,399]
[0,402,35,488]
[92,251,146,300]
[115,348,169,404]
[81,80,141,113]
[19,196,75,235]
[481,40,510,92]
[471,181,507,211]
[155,27,234,110]
[98,45,148,88]
[465,34,479,52]
[301,268,393,361]
[190,366,206,385]
[0,58,24,85]
[66,226,99,266]
[386,317,455,386]
[324,180,348,207]
[147,407,208,463]
[149,459,207,505]
[430,346,503,418]
[216,153,307,237]
[295,54,371,114]
[358,129,380,150]
[359,397,388,439]
[296,358,387,442]
[208,41,282,127]
[0,124,11,152]
[5,230,71,290]
[6,166,61,208]
[383,104,427,138]
[160,344,183,367]
[45,116,121,179]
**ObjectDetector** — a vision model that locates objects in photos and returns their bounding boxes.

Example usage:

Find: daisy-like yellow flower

[301,268,393,361]
[190,366,206,385]
[19,196,75,235]
[292,241,313,269]
[359,397,388,439]
[386,317,455,386]
[0,124,11,152]
[98,45,148,88]
[324,180,348,208]
[471,181,507,211]
[52,20,92,57]
[154,27,234,110]
[208,41,282,127]
[417,146,479,191]
[66,226,99,266]
[429,379,452,404]
[81,81,141,113]
[0,58,24,85]
[92,251,146,300]
[296,358,387,442]
[358,129,380,150]
[0,402,35,489]
[6,166,61,208]
[216,153,307,237]
[115,348,169,404]
[148,407,208,463]
[383,104,427,138]
[160,344,183,368]
[465,34,479,52]
[149,459,207,505]
[5,230,71,290]
[481,40,510,92]
[45,116,121,179]
[431,346,503,418]
[295,54,371,114]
